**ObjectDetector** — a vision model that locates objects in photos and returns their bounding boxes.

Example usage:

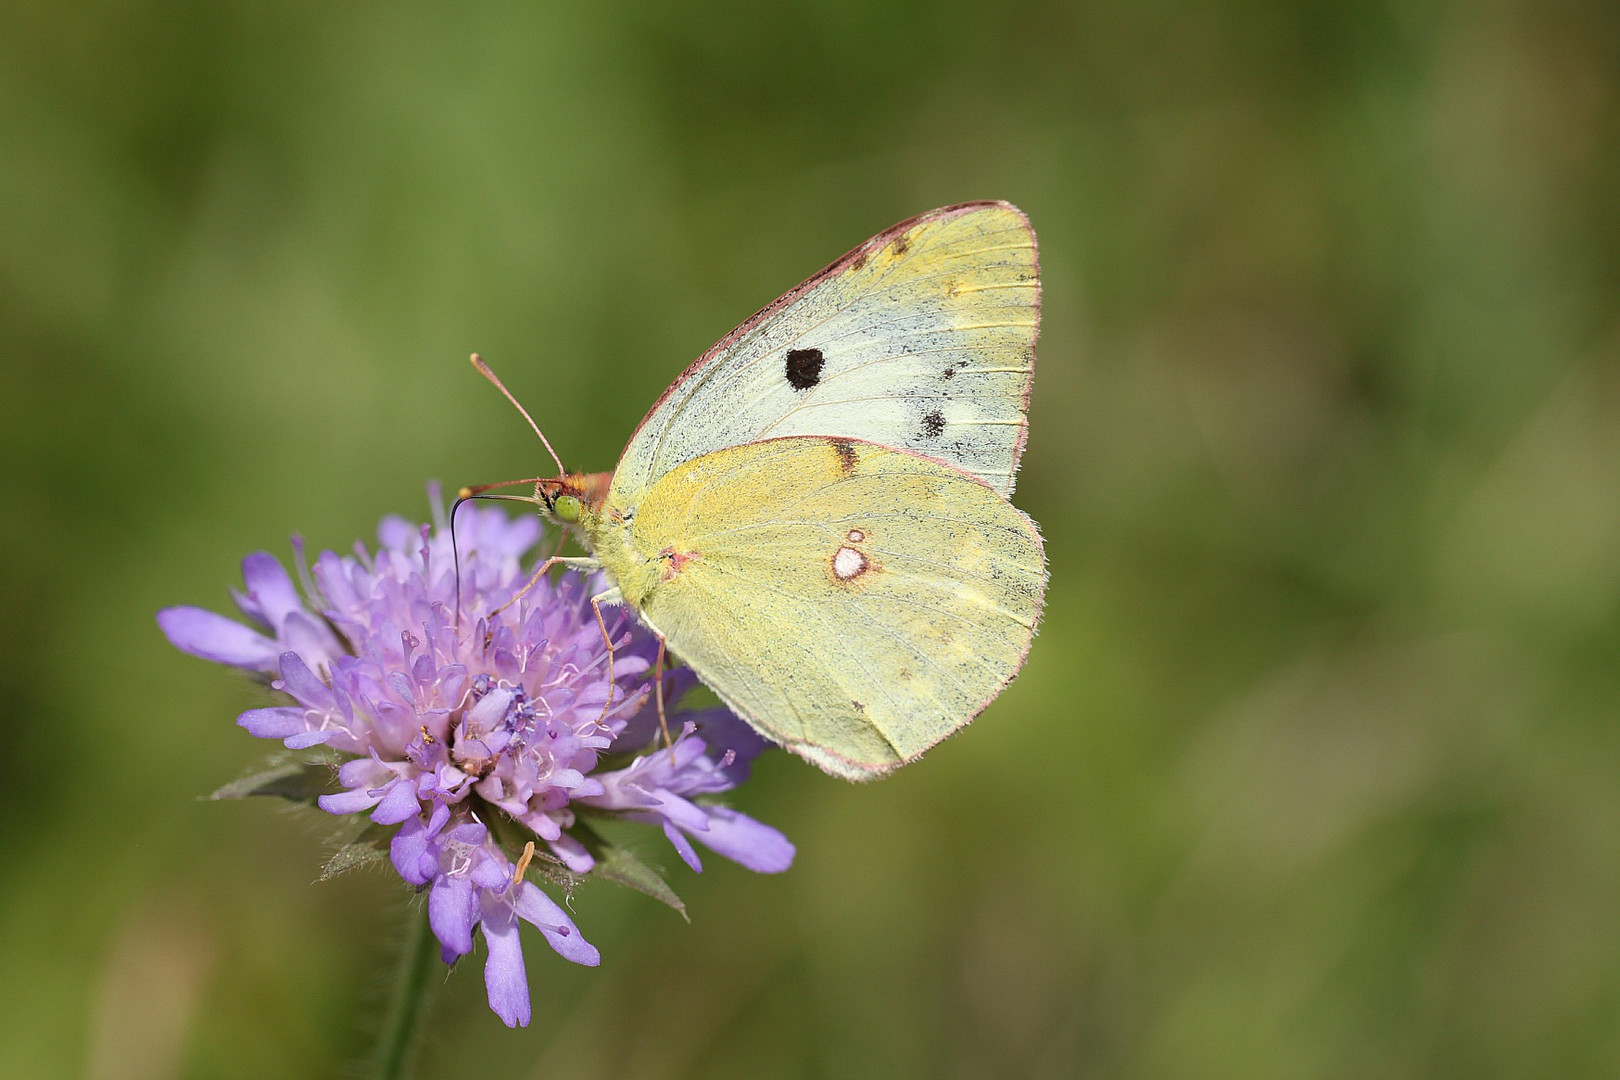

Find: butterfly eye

[552,494,583,523]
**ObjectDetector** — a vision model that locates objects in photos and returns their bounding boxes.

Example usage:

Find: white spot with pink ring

[832,546,869,581]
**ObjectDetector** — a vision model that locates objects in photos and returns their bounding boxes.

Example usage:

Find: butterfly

[467,202,1046,780]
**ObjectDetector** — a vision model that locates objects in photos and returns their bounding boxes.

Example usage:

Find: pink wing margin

[615,200,1042,488]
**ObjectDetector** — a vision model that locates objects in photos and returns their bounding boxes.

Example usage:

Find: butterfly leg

[588,590,622,731]
[475,527,565,624]
[584,589,672,754]
[488,555,601,621]
[653,634,675,758]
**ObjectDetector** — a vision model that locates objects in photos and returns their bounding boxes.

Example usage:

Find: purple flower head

[160,490,792,1027]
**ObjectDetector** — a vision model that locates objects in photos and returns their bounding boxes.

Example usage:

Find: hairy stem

[369,900,438,1080]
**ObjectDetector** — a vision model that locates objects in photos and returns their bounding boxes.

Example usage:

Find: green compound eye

[552,494,583,523]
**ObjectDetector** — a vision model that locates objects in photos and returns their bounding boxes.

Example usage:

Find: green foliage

[319,823,396,883]
[211,758,337,804]
[572,816,689,922]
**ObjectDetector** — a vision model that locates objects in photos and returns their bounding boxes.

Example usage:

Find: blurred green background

[4,1,1620,1077]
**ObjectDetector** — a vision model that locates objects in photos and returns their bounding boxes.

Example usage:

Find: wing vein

[691,560,984,724]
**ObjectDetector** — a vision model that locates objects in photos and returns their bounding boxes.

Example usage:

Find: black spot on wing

[942,366,956,380]
[785,347,824,390]
[921,409,946,439]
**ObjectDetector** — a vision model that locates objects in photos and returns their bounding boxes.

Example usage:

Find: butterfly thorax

[578,502,674,611]
[532,472,680,609]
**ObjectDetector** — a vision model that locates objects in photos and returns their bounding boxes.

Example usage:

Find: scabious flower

[159,491,793,1026]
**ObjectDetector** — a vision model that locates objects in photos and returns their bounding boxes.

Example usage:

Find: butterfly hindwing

[593,436,1047,780]
[608,202,1039,508]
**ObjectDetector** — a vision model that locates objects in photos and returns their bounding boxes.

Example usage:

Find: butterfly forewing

[609,202,1039,508]
[603,437,1047,780]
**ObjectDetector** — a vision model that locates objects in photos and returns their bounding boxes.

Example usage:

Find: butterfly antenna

[470,353,566,476]
[459,477,546,497]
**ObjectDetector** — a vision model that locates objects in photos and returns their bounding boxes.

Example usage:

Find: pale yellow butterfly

[467,202,1046,780]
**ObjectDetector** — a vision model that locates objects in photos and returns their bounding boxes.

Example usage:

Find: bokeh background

[5,2,1620,1077]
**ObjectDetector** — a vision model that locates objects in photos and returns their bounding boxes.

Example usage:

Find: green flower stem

[369,900,438,1080]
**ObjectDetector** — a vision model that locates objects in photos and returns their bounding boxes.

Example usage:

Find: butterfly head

[534,473,611,530]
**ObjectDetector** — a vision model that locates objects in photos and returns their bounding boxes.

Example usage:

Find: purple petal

[482,513,541,559]
[370,778,421,824]
[157,607,279,668]
[518,810,562,843]
[548,768,587,790]
[280,611,342,667]
[277,652,335,709]
[429,876,476,958]
[236,707,305,739]
[663,820,703,873]
[284,729,340,749]
[685,806,795,873]
[580,778,658,813]
[444,821,487,847]
[387,671,417,708]
[466,688,512,732]
[475,861,512,893]
[479,901,531,1028]
[378,516,414,552]
[337,758,391,788]
[548,834,594,875]
[612,656,652,678]
[649,790,711,833]
[513,881,599,967]
[311,551,359,611]
[391,816,437,886]
[240,552,303,631]
[318,788,382,815]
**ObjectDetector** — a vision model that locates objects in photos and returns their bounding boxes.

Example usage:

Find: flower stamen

[511,840,536,890]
